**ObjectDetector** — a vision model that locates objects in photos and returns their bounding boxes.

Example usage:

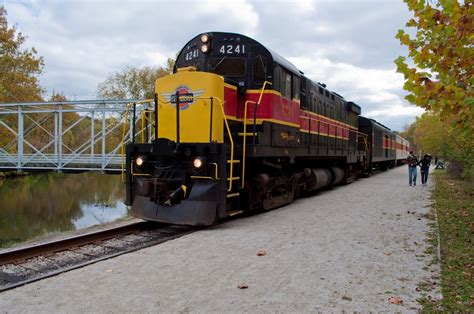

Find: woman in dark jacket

[418,154,432,186]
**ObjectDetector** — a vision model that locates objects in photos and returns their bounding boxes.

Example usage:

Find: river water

[0,172,128,248]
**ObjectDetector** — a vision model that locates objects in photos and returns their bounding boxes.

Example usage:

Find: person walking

[418,154,432,186]
[407,151,418,186]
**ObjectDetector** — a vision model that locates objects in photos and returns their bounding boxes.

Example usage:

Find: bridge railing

[0,99,154,172]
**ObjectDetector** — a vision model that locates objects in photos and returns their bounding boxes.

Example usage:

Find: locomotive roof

[177,32,302,76]
[395,133,409,142]
[363,116,392,132]
[176,32,363,115]
[267,48,301,75]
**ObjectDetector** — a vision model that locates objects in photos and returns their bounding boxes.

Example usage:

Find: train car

[125,32,368,225]
[394,134,410,166]
[358,116,396,172]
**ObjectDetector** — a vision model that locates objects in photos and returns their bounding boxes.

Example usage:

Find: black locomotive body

[125,32,407,225]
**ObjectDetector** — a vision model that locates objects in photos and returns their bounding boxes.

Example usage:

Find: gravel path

[0,166,440,312]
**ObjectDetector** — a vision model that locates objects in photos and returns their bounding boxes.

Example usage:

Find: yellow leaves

[394,56,406,69]
[406,18,418,27]
[396,29,412,46]
[420,46,430,61]
[420,77,440,93]
[237,283,248,289]
[405,94,416,104]
[440,0,453,13]
[455,14,474,40]
[388,296,403,305]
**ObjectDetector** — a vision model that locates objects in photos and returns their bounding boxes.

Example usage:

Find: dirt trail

[0,166,440,312]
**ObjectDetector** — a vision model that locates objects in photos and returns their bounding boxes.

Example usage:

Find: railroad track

[0,221,197,292]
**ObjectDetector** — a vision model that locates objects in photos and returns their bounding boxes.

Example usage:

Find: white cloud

[2,0,418,129]
[366,104,424,119]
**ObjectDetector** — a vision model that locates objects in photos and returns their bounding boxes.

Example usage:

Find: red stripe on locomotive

[224,88,351,140]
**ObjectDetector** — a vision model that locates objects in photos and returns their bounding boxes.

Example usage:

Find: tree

[0,6,44,102]
[406,111,473,178]
[412,113,447,156]
[97,58,174,99]
[49,91,67,102]
[395,0,473,179]
[400,122,417,151]
[395,0,473,123]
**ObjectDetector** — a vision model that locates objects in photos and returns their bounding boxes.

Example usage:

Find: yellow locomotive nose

[156,69,225,144]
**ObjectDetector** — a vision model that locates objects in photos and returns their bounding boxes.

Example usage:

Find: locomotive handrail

[300,115,349,140]
[120,99,154,182]
[130,162,152,177]
[190,162,219,180]
[242,81,272,188]
[212,97,235,192]
[300,116,357,138]
[121,103,132,182]
[141,109,155,143]
[299,115,349,132]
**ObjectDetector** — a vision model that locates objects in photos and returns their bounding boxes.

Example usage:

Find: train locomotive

[124,32,409,225]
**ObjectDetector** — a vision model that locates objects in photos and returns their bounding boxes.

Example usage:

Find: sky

[2,0,424,131]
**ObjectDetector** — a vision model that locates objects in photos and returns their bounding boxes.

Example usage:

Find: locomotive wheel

[253,173,297,210]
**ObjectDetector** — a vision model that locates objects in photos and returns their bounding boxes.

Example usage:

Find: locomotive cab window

[208,58,246,77]
[293,76,300,101]
[281,69,292,99]
[310,93,317,112]
[273,65,281,91]
[252,55,267,85]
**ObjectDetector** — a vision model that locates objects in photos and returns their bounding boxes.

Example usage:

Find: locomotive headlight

[200,34,209,43]
[135,156,146,167]
[193,157,203,168]
[200,44,209,53]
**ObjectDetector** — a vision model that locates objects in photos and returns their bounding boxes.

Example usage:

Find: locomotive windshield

[175,32,274,88]
[253,55,267,84]
[208,57,246,77]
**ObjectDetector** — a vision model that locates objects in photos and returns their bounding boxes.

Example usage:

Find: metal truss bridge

[0,99,155,173]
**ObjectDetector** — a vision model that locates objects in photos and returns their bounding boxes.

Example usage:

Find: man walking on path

[407,151,418,186]
[418,154,432,186]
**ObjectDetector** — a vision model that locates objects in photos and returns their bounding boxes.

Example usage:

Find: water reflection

[0,172,128,247]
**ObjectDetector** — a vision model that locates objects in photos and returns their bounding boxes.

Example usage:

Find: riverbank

[0,171,29,179]
[419,170,474,311]
[0,172,128,248]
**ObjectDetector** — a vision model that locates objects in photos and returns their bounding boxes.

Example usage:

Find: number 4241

[219,44,245,54]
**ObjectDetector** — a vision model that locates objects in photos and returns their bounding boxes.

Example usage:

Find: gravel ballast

[0,166,439,312]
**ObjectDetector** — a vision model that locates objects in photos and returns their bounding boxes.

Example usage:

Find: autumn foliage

[395,0,473,179]
[0,6,44,103]
[97,60,174,100]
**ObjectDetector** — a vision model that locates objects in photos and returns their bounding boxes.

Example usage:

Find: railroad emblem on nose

[161,85,204,110]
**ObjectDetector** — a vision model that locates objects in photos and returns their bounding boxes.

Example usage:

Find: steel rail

[0,221,197,292]
[0,221,151,266]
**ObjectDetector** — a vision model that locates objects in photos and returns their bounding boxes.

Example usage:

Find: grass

[420,170,474,311]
